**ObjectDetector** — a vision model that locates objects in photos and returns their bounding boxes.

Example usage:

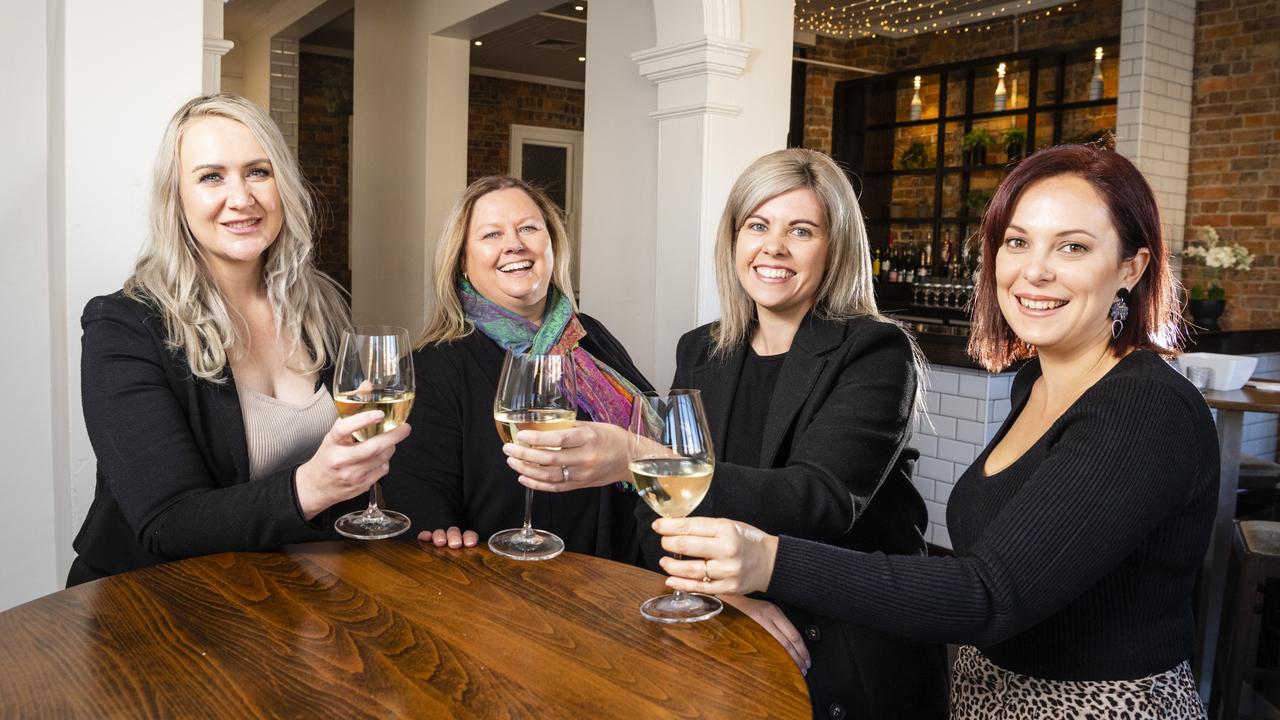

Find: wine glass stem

[672,552,688,602]
[520,486,535,538]
[364,482,385,518]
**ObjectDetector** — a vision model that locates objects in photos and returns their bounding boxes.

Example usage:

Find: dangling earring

[1110,287,1130,339]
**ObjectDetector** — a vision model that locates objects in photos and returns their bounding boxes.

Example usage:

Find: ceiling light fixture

[473,40,483,46]
[578,56,586,62]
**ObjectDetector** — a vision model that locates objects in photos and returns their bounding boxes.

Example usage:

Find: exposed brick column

[270,38,299,156]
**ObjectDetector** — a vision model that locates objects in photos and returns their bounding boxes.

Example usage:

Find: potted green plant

[1181,225,1255,330]
[898,140,931,170]
[963,190,992,217]
[961,128,994,166]
[1003,127,1027,162]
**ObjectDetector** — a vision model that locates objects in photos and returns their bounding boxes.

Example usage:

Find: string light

[793,0,1080,38]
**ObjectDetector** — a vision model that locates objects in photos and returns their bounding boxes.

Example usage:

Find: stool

[1236,455,1280,520]
[1212,521,1280,719]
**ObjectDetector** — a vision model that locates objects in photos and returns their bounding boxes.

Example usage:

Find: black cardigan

[770,350,1218,681]
[381,314,652,564]
[70,291,354,585]
[642,314,948,720]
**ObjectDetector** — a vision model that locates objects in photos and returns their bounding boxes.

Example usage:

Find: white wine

[334,390,415,442]
[628,458,714,519]
[494,408,577,446]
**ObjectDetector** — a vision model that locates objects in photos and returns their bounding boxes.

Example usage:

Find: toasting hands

[652,517,779,597]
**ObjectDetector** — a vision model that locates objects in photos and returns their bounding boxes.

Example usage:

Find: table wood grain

[0,541,809,718]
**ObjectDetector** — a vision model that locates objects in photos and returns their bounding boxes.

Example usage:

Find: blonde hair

[418,176,577,346]
[711,148,927,414]
[123,93,349,381]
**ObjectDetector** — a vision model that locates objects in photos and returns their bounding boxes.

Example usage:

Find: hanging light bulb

[910,75,923,121]
[1089,46,1104,101]
[994,62,1007,111]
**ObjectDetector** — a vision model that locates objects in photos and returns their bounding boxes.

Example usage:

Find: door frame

[509,124,584,291]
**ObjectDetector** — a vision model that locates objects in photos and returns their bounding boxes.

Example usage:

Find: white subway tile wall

[269,38,299,156]
[915,352,1280,550]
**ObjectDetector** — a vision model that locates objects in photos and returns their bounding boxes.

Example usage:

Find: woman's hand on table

[503,421,631,492]
[295,410,412,520]
[653,517,779,596]
[418,527,479,549]
[721,594,810,673]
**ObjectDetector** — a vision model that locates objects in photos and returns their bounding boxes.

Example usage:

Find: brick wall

[298,52,353,292]
[1185,0,1280,329]
[270,39,300,156]
[467,74,584,183]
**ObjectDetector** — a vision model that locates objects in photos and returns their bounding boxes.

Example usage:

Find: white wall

[0,0,203,611]
[577,0,661,381]
[350,1,469,333]
[1,0,61,611]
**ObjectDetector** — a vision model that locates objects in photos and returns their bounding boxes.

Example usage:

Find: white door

[509,124,584,293]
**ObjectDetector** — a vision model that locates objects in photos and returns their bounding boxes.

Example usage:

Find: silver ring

[562,465,570,482]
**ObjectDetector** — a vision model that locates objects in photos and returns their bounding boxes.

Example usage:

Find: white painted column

[577,0,661,379]
[204,0,234,94]
[0,0,203,610]
[350,1,469,332]
[632,0,793,386]
[1115,0,1196,254]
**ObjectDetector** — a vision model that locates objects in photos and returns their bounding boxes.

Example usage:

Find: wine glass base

[335,509,411,540]
[488,528,564,561]
[640,592,723,624]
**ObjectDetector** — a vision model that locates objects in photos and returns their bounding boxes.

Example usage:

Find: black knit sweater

[768,350,1218,680]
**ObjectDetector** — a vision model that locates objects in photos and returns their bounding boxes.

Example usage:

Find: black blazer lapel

[690,344,747,457]
[760,315,847,467]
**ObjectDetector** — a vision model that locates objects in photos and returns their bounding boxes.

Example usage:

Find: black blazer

[70,291,354,586]
[643,313,948,720]
[382,314,652,563]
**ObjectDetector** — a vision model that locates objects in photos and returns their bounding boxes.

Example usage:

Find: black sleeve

[706,323,917,541]
[380,348,466,531]
[767,378,1208,645]
[79,295,326,560]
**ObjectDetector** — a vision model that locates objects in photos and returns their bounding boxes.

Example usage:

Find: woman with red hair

[653,144,1215,717]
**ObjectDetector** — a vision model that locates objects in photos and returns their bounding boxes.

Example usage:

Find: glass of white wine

[332,326,414,540]
[628,389,721,623]
[489,349,577,561]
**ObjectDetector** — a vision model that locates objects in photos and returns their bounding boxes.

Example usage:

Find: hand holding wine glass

[629,389,721,623]
[330,326,415,539]
[489,349,577,561]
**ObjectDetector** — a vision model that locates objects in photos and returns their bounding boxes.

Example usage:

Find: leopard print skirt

[950,645,1206,719]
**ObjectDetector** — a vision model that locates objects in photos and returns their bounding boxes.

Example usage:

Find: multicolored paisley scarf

[459,278,640,428]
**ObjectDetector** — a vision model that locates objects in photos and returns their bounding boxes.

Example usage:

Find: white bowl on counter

[1176,352,1257,391]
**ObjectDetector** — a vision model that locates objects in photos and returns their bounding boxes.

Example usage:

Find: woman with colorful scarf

[381,176,652,562]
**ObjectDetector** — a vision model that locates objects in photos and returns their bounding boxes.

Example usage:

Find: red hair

[967,144,1184,371]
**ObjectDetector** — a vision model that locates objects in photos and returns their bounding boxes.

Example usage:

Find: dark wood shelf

[829,37,1119,290]
[867,98,1118,131]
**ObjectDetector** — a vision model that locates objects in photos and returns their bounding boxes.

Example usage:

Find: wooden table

[0,541,809,718]
[1196,385,1280,699]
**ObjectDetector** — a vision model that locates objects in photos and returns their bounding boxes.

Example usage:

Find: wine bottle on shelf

[872,247,881,280]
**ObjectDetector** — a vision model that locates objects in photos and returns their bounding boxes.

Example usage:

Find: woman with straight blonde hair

[505,148,947,718]
[381,175,652,559]
[70,94,409,585]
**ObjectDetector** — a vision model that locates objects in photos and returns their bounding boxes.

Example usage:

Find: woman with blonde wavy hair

[381,175,652,560]
[69,94,409,585]
[504,148,947,718]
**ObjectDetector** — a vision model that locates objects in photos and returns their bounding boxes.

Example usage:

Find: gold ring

[701,559,711,584]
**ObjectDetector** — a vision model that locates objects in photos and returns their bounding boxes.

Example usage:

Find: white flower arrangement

[1182,225,1255,300]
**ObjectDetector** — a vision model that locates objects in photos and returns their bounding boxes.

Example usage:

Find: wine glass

[332,326,414,539]
[628,389,722,623]
[489,350,578,561]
